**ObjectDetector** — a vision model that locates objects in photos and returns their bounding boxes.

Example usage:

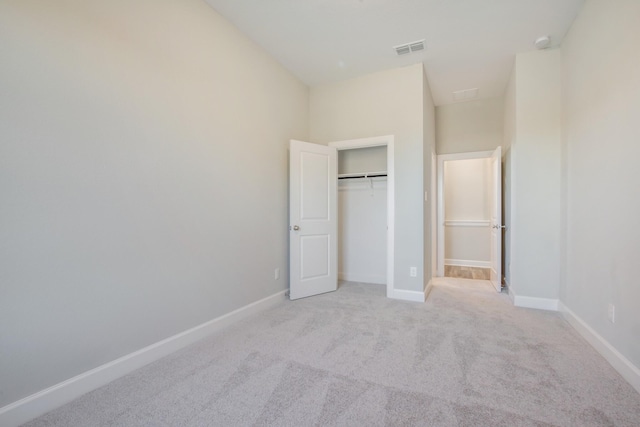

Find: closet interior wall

[338,146,387,284]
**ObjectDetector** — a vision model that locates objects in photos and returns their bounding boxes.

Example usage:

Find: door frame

[329,135,395,298]
[436,150,495,278]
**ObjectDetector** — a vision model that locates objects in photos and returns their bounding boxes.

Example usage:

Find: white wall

[436,97,504,154]
[338,178,387,284]
[444,159,491,265]
[338,147,387,284]
[444,159,490,220]
[338,146,387,174]
[0,0,308,408]
[509,48,562,301]
[561,0,640,373]
[310,64,433,293]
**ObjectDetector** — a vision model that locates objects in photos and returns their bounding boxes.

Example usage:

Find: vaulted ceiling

[204,0,584,106]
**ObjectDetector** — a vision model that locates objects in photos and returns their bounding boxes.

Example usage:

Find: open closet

[337,146,388,285]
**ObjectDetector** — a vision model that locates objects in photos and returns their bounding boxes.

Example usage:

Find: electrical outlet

[274,268,280,280]
[607,303,615,323]
[410,267,417,277]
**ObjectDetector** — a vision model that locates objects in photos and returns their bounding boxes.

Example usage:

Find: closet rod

[338,173,387,180]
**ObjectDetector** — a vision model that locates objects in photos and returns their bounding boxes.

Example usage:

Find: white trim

[445,259,491,268]
[390,279,430,303]
[509,287,559,311]
[436,150,496,277]
[0,290,287,427]
[328,135,393,150]
[559,302,640,394]
[430,152,437,285]
[338,273,386,285]
[438,150,494,162]
[514,296,558,311]
[329,135,395,301]
[424,279,434,300]
[444,220,490,227]
[391,288,426,303]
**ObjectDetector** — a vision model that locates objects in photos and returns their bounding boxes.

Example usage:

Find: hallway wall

[443,158,491,266]
[436,97,504,155]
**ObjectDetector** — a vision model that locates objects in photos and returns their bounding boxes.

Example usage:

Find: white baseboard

[509,287,558,311]
[389,281,429,303]
[0,290,287,427]
[338,272,386,285]
[559,302,640,394]
[445,259,491,268]
[514,295,559,311]
[424,279,434,299]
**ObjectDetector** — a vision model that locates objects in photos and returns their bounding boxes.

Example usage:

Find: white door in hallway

[489,146,502,292]
[289,140,338,300]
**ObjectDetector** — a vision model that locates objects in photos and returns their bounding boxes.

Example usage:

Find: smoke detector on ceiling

[534,36,551,50]
[394,39,426,56]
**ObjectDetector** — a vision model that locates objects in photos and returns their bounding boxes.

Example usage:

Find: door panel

[289,140,337,300]
[301,235,330,279]
[301,152,330,220]
[489,146,502,292]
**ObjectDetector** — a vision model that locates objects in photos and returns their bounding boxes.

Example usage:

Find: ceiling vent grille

[394,39,425,56]
[452,88,479,102]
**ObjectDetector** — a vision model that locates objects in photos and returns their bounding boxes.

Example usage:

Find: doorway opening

[329,136,395,298]
[437,148,502,291]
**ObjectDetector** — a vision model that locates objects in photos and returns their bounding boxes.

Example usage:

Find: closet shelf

[338,171,387,180]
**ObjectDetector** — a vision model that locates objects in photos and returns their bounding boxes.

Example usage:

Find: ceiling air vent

[394,39,426,56]
[452,88,479,102]
[409,41,425,52]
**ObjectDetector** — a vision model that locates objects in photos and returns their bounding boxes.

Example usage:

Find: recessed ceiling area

[203,0,584,106]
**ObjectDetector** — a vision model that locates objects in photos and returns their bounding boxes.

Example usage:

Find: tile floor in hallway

[444,265,491,280]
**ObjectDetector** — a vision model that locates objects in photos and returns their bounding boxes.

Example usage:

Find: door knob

[293,225,300,231]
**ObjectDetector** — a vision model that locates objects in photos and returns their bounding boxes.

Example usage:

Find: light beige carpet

[24,278,640,426]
